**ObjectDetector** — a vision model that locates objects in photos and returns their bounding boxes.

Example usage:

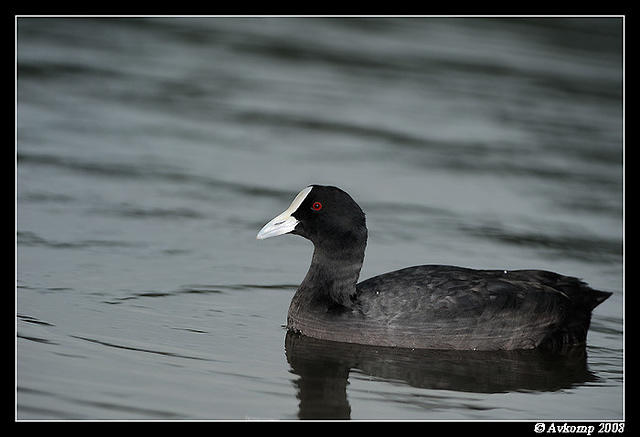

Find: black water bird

[257,185,611,351]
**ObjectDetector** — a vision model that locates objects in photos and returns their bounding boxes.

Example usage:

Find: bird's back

[353,265,611,350]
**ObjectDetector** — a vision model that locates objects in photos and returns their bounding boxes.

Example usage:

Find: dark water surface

[17,17,623,420]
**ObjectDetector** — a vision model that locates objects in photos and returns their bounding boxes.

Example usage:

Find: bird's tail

[587,289,613,310]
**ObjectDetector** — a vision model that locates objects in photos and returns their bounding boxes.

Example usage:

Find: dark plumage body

[289,264,610,350]
[258,185,611,351]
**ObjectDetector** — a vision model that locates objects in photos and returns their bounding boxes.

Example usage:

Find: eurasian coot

[257,185,611,351]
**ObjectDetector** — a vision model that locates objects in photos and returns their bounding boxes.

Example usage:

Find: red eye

[311,202,322,211]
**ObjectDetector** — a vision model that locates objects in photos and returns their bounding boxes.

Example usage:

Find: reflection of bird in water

[258,185,611,351]
[285,331,597,420]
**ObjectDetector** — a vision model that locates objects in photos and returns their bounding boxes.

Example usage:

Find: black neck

[298,240,366,308]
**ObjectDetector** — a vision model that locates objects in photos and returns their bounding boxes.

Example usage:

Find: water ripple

[70,335,218,362]
[17,151,288,199]
[458,223,622,264]
[17,230,142,250]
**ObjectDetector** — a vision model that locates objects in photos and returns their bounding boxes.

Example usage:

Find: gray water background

[16,17,623,420]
